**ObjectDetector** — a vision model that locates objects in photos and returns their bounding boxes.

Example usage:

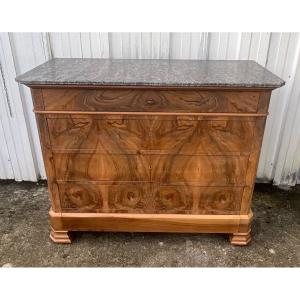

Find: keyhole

[147,98,155,105]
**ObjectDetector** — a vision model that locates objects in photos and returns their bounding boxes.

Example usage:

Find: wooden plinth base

[50,227,71,244]
[229,230,252,246]
[49,209,253,245]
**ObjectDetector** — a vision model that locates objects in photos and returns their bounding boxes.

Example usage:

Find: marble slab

[16,58,285,89]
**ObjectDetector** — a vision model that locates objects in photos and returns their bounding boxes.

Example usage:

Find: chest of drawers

[16,59,284,245]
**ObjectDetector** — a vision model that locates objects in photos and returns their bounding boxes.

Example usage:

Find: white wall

[0,32,299,186]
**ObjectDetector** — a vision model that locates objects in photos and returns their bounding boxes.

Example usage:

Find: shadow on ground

[0,181,299,267]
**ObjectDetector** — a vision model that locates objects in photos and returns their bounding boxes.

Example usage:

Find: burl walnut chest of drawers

[16,59,284,245]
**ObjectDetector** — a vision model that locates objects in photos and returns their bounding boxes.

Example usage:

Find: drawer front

[151,155,248,186]
[47,116,255,155]
[58,182,150,213]
[42,88,260,113]
[58,182,242,214]
[53,152,247,185]
[53,153,150,182]
[153,185,242,214]
[148,118,254,155]
[48,117,149,153]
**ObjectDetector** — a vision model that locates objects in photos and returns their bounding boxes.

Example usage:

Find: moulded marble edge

[15,58,285,89]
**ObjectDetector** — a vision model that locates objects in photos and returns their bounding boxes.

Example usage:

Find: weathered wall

[0,32,299,185]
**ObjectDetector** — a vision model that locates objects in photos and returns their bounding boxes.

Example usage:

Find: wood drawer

[153,185,242,214]
[151,155,248,186]
[53,153,150,182]
[53,152,247,185]
[47,116,255,155]
[58,182,242,214]
[42,88,260,113]
[150,118,254,155]
[58,182,150,213]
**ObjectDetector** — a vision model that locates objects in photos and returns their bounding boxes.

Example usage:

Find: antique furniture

[16,59,284,245]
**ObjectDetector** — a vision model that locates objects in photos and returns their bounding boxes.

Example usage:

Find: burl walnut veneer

[16,59,284,245]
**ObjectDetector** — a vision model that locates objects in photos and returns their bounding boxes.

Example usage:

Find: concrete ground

[0,181,299,267]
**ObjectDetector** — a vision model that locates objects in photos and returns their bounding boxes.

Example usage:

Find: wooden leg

[50,226,71,244]
[229,210,253,246]
[229,230,251,246]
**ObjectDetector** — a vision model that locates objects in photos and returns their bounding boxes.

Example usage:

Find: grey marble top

[16,58,285,89]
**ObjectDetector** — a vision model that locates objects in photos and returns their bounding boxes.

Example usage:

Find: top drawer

[41,88,260,113]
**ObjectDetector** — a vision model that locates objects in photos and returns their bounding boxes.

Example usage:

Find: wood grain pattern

[53,152,247,185]
[50,209,253,234]
[30,89,61,212]
[240,117,268,214]
[58,182,242,215]
[48,117,149,154]
[31,88,44,110]
[151,155,248,185]
[35,114,62,212]
[29,86,273,245]
[59,182,149,213]
[54,153,150,181]
[59,183,105,212]
[42,88,260,113]
[257,90,272,113]
[36,110,268,117]
[149,118,254,155]
[153,185,242,214]
[47,116,255,155]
